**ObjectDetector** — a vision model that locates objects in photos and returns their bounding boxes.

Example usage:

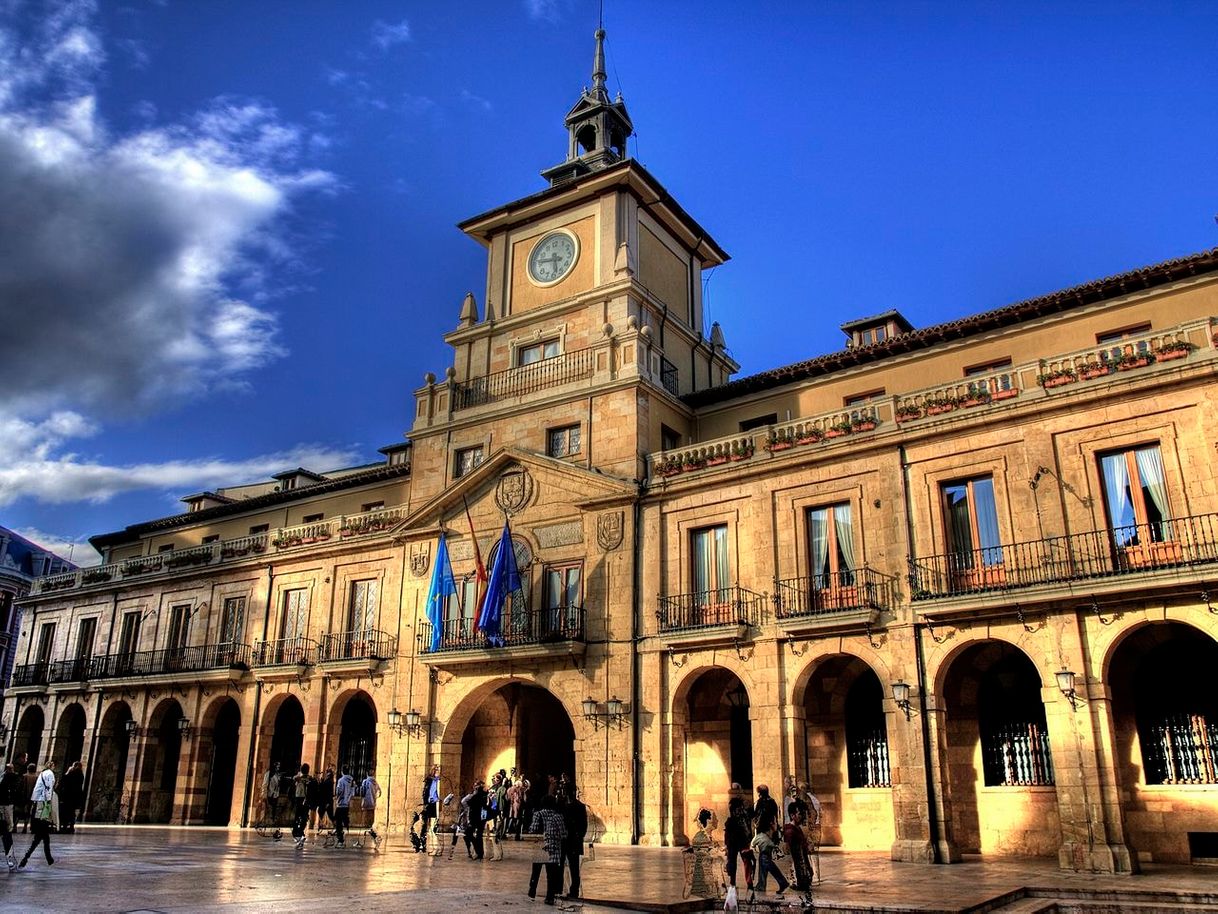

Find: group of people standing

[0,755,87,871]
[260,760,381,849]
[415,766,588,906]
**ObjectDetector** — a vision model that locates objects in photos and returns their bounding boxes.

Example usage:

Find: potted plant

[765,430,793,452]
[729,441,754,461]
[658,457,683,477]
[1078,360,1111,381]
[795,427,824,445]
[924,395,958,416]
[82,569,112,584]
[1155,339,1196,362]
[1115,350,1155,371]
[958,388,992,409]
[824,419,854,439]
[896,404,922,422]
[851,414,879,432]
[706,451,729,467]
[683,453,706,471]
[1037,367,1077,389]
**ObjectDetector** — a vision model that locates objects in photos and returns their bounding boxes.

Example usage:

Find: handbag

[724,885,738,911]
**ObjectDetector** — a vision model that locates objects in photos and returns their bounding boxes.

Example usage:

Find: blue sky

[1,0,1216,565]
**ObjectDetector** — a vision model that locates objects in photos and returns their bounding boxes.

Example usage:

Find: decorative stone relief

[597,511,625,551]
[534,521,583,549]
[495,467,535,515]
[410,543,431,578]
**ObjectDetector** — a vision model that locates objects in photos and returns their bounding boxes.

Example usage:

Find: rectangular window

[118,612,141,656]
[249,523,269,535]
[807,503,856,591]
[202,534,220,544]
[35,622,55,665]
[964,358,1012,377]
[739,413,777,433]
[1096,322,1151,345]
[303,513,323,523]
[219,597,245,645]
[660,425,681,452]
[843,390,885,407]
[0,591,13,632]
[455,446,484,478]
[547,424,581,458]
[542,562,581,638]
[280,588,309,641]
[75,617,97,661]
[457,575,479,623]
[167,603,191,652]
[347,579,379,633]
[157,544,175,554]
[1100,445,1177,567]
[361,501,384,512]
[691,524,730,623]
[942,476,1004,587]
[518,339,559,365]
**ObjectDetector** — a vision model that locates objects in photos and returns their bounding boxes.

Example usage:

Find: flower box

[959,398,989,409]
[1078,366,1110,381]
[1041,375,1076,389]
[1116,356,1152,371]
[1155,348,1190,362]
[729,452,751,462]
[896,410,922,422]
[992,388,1019,401]
[706,456,729,467]
[765,442,792,452]
[925,403,956,415]
[851,420,878,432]
[795,435,822,445]
[824,428,848,439]
[660,465,683,477]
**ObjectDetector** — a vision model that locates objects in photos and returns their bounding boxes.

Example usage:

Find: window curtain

[1101,453,1133,538]
[692,529,712,598]
[713,526,729,600]
[1135,446,1169,534]
[945,486,974,568]
[833,504,856,584]
[809,508,829,585]
[973,479,1002,566]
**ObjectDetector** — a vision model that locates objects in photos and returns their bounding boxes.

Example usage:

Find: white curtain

[833,503,856,583]
[972,479,1002,566]
[1101,453,1132,532]
[809,508,829,584]
[1135,446,1170,533]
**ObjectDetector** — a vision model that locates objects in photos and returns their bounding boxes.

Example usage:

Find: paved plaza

[0,826,1216,913]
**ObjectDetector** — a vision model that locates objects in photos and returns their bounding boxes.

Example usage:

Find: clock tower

[409,26,738,500]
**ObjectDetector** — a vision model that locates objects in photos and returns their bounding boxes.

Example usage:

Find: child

[749,821,788,896]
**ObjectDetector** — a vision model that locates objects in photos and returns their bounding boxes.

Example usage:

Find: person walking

[753,784,779,835]
[467,778,488,860]
[260,761,281,827]
[332,766,354,847]
[360,769,382,844]
[0,762,18,870]
[526,795,567,906]
[451,786,474,859]
[316,766,335,830]
[559,782,587,900]
[724,795,755,894]
[20,760,56,868]
[782,802,814,897]
[20,764,37,834]
[57,761,85,833]
[420,765,440,852]
[749,820,788,898]
[290,763,313,849]
[484,770,506,861]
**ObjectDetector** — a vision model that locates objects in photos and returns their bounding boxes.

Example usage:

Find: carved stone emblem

[597,511,625,551]
[534,521,583,549]
[410,543,431,578]
[495,467,534,515]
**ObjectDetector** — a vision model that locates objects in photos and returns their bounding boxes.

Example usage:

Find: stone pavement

[0,827,1216,913]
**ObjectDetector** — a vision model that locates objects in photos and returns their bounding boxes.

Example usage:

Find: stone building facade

[6,30,1218,872]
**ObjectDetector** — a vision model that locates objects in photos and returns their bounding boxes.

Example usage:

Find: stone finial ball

[424,372,436,384]
[445,366,456,379]
[603,322,614,337]
[626,314,639,330]
[639,325,653,342]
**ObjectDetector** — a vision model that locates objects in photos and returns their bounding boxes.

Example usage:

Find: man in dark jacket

[0,762,20,868]
[558,782,588,900]
[420,765,441,852]
[753,784,779,834]
[467,779,488,860]
[57,761,86,832]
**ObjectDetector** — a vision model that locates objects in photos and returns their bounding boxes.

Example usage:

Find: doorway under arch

[54,703,88,769]
[137,700,185,824]
[337,692,378,782]
[202,699,241,825]
[269,695,305,779]
[940,640,1059,857]
[454,683,575,807]
[87,701,133,822]
[1109,621,1218,863]
[14,704,44,765]
[798,654,894,849]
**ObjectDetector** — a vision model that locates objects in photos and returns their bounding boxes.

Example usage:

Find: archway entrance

[203,700,241,825]
[940,641,1059,857]
[137,700,185,824]
[675,668,752,844]
[14,704,44,765]
[337,693,377,782]
[456,683,575,809]
[1109,621,1218,863]
[269,696,305,778]
[54,703,87,769]
[799,655,893,849]
[87,702,133,822]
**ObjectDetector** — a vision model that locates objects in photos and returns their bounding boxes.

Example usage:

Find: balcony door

[942,476,1003,588]
[117,612,140,674]
[347,579,378,635]
[217,596,245,664]
[691,524,730,624]
[74,617,97,678]
[34,622,54,670]
[542,562,581,638]
[807,503,856,607]
[1100,444,1176,568]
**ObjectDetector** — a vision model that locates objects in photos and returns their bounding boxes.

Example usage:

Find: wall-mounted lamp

[177,717,193,739]
[1056,669,1081,710]
[892,681,913,720]
[724,684,749,709]
[388,707,426,737]
[124,719,138,735]
[582,696,626,730]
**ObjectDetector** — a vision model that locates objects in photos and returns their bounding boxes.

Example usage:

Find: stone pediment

[400,447,634,536]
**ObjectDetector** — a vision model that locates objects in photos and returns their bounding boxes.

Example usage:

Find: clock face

[528,231,578,285]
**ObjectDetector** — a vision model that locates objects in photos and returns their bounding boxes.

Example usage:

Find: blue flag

[478,519,521,647]
[426,533,457,652]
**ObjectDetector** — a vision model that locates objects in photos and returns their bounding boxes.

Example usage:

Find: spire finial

[592,27,607,100]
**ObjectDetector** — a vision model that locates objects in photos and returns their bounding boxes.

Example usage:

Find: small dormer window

[282,477,296,491]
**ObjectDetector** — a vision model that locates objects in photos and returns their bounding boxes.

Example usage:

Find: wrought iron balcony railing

[418,605,585,654]
[909,512,1218,600]
[318,628,397,662]
[11,662,50,687]
[453,348,595,410]
[656,586,764,633]
[660,357,679,397]
[773,566,887,618]
[89,643,252,679]
[251,636,316,667]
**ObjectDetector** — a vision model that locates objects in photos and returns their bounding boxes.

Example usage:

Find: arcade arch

[199,698,242,825]
[136,699,186,824]
[14,704,44,765]
[87,701,133,821]
[53,703,87,770]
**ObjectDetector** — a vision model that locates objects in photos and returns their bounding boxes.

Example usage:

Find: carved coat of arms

[597,510,625,551]
[495,467,534,515]
[410,543,431,578]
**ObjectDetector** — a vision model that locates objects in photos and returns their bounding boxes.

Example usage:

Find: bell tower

[540,28,634,186]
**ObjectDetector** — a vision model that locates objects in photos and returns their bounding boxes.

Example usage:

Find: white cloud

[371,19,411,50]
[460,89,492,112]
[524,0,567,23]
[10,527,101,568]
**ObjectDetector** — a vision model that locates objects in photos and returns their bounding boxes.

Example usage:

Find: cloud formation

[0,2,346,518]
[10,527,101,567]
[371,18,411,50]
